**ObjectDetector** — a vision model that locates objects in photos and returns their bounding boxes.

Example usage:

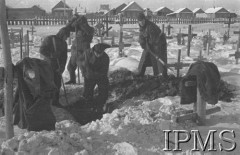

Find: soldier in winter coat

[136,12,168,78]
[39,27,70,107]
[78,43,111,112]
[65,15,95,84]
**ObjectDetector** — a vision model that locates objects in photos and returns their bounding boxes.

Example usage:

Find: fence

[6,16,68,26]
[6,15,240,26]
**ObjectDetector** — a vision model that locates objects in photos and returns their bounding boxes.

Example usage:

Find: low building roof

[193,8,205,13]
[205,7,229,13]
[174,8,192,13]
[121,1,144,12]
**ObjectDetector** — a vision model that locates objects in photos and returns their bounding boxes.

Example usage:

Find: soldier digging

[136,12,168,78]
[78,43,111,113]
[65,15,95,84]
[39,27,70,108]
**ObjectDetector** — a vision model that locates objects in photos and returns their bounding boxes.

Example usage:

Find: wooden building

[154,7,173,17]
[167,8,193,18]
[193,8,207,18]
[106,3,127,16]
[121,1,144,18]
[205,7,230,18]
[6,5,46,19]
[52,1,73,18]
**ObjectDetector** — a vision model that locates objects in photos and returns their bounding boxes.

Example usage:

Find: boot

[65,70,76,84]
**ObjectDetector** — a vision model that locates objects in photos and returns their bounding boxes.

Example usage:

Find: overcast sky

[6,0,240,13]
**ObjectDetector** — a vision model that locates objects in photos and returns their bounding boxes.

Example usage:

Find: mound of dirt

[107,69,235,113]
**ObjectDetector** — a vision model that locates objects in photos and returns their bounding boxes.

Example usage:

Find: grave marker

[194,50,207,61]
[8,28,23,59]
[26,29,36,57]
[166,24,173,36]
[29,25,35,36]
[176,29,187,45]
[206,29,213,55]
[187,25,197,56]
[167,49,190,78]
[229,26,240,64]
[177,25,197,54]
[101,14,114,37]
[224,14,235,39]
[177,84,221,125]
[113,13,131,57]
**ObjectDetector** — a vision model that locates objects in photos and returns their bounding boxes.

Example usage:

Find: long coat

[13,58,57,131]
[39,35,67,74]
[138,19,167,76]
[66,23,94,76]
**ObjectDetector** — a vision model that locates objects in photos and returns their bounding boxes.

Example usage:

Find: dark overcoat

[138,19,167,76]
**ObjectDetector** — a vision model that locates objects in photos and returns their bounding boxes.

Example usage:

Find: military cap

[137,12,146,21]
[93,43,111,54]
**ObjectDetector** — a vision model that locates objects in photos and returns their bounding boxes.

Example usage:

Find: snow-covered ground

[0,23,240,154]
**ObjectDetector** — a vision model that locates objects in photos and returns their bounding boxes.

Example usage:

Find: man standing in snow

[136,12,168,78]
[79,43,111,113]
[39,27,70,107]
[65,15,94,84]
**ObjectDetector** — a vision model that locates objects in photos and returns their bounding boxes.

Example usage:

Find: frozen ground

[0,23,240,154]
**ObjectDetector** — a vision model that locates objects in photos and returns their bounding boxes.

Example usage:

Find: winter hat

[137,12,145,21]
[93,43,111,54]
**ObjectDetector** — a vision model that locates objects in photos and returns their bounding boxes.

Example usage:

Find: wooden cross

[118,13,124,57]
[8,28,15,48]
[165,24,173,36]
[194,50,207,61]
[176,26,197,56]
[94,22,105,37]
[224,14,235,39]
[167,49,190,78]
[177,29,187,45]
[162,24,173,39]
[115,13,132,57]
[19,28,23,59]
[26,29,36,57]
[206,29,214,55]
[177,82,221,125]
[177,29,183,45]
[29,25,35,36]
[187,25,197,56]
[101,14,114,37]
[8,28,23,59]
[229,28,240,64]
[176,98,221,125]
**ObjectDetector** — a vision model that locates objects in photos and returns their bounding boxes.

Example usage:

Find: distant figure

[39,27,70,107]
[77,43,111,113]
[202,34,208,50]
[223,32,228,45]
[94,22,105,36]
[65,15,95,84]
[136,12,168,78]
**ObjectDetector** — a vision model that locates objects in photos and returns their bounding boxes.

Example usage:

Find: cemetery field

[0,22,240,154]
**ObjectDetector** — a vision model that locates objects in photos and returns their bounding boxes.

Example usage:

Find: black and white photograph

[0,0,240,154]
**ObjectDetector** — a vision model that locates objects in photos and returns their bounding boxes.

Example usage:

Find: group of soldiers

[39,12,168,113]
